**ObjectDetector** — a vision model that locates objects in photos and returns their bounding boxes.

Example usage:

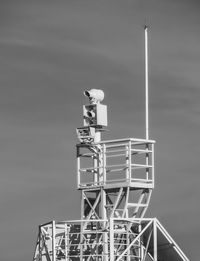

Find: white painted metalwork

[33,28,190,261]
[145,25,149,140]
[76,138,155,190]
[33,218,189,261]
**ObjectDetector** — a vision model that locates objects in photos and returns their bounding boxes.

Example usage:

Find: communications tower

[33,28,189,261]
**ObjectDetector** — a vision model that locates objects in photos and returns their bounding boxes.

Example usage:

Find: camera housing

[84,89,104,104]
[83,103,107,127]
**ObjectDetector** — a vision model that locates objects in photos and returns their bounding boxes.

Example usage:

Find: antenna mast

[145,25,149,140]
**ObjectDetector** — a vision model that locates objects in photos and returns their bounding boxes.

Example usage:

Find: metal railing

[33,220,109,261]
[77,138,155,189]
[33,218,189,261]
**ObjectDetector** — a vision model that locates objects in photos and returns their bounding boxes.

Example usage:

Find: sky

[0,0,200,260]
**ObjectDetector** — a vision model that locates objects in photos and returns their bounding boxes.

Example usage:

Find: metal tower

[33,28,190,261]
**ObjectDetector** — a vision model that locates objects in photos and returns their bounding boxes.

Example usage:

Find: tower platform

[77,138,155,190]
[33,137,189,261]
[33,218,189,261]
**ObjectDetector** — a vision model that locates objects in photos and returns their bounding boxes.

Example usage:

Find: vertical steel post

[103,144,106,186]
[80,221,83,261]
[153,219,158,261]
[109,218,114,261]
[146,143,149,182]
[101,187,108,261]
[52,221,56,261]
[126,223,130,261]
[152,143,155,187]
[139,223,143,261]
[38,227,42,261]
[94,152,98,186]
[81,190,84,219]
[145,25,149,140]
[128,141,132,183]
[64,224,67,261]
[77,147,80,188]
[126,144,129,182]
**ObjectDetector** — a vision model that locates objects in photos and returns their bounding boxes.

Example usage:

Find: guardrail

[77,138,155,189]
[33,218,189,261]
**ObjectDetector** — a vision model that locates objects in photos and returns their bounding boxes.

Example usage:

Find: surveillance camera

[84,89,104,104]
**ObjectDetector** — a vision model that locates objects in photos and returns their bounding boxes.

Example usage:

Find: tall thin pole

[145,25,149,140]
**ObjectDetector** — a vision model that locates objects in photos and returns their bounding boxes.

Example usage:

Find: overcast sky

[0,0,200,260]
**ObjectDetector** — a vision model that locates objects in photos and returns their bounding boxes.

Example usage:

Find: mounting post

[145,25,149,140]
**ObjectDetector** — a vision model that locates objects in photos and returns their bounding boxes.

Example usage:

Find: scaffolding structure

[33,135,189,261]
[33,28,189,261]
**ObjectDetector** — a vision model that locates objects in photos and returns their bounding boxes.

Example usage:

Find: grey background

[0,0,199,260]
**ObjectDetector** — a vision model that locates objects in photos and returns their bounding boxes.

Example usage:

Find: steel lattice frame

[33,138,189,261]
